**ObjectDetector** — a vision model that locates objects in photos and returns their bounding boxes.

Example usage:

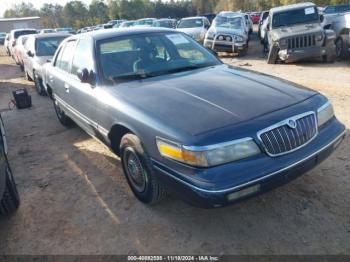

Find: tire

[24,69,33,81]
[34,74,46,96]
[120,134,166,205]
[267,44,279,64]
[0,164,20,216]
[53,94,74,127]
[335,37,344,59]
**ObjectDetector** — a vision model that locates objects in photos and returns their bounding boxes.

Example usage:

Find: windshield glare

[36,37,66,56]
[272,7,319,28]
[214,16,243,29]
[178,19,203,28]
[98,33,220,82]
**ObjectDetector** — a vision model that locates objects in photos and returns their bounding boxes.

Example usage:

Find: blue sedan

[43,28,346,208]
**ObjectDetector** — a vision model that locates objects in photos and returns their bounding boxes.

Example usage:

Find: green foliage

[3,0,350,29]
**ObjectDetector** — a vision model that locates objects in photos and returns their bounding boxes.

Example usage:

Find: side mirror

[266,24,270,31]
[77,68,92,84]
[27,50,34,57]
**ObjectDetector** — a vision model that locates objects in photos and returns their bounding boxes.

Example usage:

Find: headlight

[316,33,324,41]
[317,101,334,127]
[156,137,261,167]
[233,35,243,42]
[280,39,288,46]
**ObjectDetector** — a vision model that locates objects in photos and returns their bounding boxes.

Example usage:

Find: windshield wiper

[111,73,153,84]
[148,64,209,77]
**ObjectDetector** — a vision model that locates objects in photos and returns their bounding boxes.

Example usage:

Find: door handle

[64,83,70,93]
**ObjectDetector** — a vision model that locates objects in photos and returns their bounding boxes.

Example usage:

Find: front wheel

[267,44,279,64]
[120,134,166,204]
[335,37,344,58]
[53,94,73,127]
[0,164,20,216]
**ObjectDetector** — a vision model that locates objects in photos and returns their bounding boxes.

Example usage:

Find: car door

[23,36,35,79]
[66,37,98,137]
[48,40,77,121]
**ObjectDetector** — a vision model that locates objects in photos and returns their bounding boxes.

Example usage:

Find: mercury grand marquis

[43,28,346,208]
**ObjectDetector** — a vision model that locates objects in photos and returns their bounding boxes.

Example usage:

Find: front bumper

[152,120,346,208]
[278,46,327,63]
[204,39,246,53]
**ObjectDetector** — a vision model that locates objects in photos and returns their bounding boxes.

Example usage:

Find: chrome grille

[287,34,316,49]
[258,112,317,156]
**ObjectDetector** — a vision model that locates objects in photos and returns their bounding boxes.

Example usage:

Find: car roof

[180,16,206,20]
[270,2,316,13]
[217,12,245,18]
[10,28,37,33]
[74,28,177,41]
[30,33,72,39]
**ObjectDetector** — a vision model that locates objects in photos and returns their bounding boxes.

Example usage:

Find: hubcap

[124,149,146,193]
[54,100,64,119]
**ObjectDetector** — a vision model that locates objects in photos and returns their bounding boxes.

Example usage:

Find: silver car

[204,13,249,55]
[176,16,210,43]
[22,33,71,95]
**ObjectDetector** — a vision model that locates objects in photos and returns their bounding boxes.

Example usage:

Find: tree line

[3,0,350,29]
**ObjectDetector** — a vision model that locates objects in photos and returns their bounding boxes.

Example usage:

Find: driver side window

[55,40,76,73]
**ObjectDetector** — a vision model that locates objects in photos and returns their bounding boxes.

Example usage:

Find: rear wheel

[34,74,46,96]
[0,164,20,216]
[120,134,165,204]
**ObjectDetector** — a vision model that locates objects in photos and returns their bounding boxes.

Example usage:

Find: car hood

[271,23,322,40]
[209,27,245,36]
[177,27,203,35]
[113,64,317,136]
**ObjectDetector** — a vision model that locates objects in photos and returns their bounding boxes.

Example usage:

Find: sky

[0,0,93,17]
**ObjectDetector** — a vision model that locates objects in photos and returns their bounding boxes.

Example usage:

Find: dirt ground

[0,31,349,255]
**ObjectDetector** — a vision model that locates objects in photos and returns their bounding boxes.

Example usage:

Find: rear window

[14,30,37,39]
[35,37,67,56]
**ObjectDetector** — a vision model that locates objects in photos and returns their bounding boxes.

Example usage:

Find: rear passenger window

[56,40,76,73]
[71,39,94,76]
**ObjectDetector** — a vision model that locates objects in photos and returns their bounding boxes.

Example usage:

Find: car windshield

[214,16,243,29]
[324,5,350,14]
[154,20,173,28]
[98,32,220,83]
[272,7,319,28]
[135,19,154,26]
[35,37,66,56]
[14,30,36,39]
[177,19,203,28]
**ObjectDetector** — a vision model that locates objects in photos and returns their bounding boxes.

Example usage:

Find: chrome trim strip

[154,130,346,194]
[257,111,318,157]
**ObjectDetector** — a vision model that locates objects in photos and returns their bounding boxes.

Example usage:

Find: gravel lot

[0,32,349,255]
